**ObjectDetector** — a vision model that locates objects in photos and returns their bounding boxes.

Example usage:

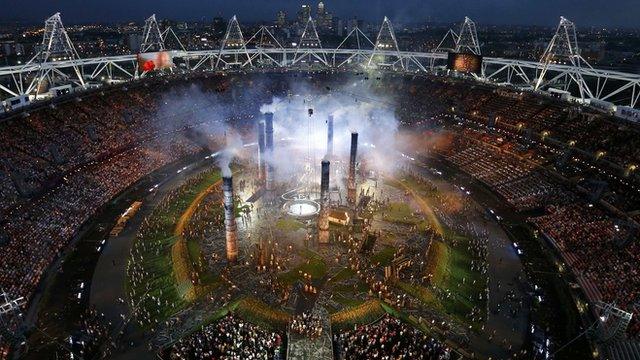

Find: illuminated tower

[298,4,311,25]
[455,17,481,55]
[534,17,592,101]
[276,10,287,28]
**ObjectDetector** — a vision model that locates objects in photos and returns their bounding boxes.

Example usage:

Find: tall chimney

[223,176,238,264]
[265,112,274,192]
[318,204,330,244]
[320,160,330,201]
[318,160,331,244]
[257,120,266,182]
[347,132,358,206]
[326,115,334,158]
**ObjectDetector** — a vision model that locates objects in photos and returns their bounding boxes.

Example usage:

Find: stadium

[0,7,639,360]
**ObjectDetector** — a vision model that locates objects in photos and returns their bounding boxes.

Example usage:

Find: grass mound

[426,234,486,327]
[275,217,305,232]
[126,169,222,326]
[370,246,396,267]
[236,297,291,331]
[277,256,327,286]
[331,300,386,330]
[171,171,222,301]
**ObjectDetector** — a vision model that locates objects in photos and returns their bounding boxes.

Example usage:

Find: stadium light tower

[368,17,405,70]
[242,25,284,66]
[37,13,82,63]
[244,26,284,66]
[534,17,593,100]
[0,290,24,317]
[293,16,328,66]
[434,28,459,53]
[593,302,633,343]
[26,13,85,96]
[160,27,186,51]
[216,15,252,68]
[0,288,26,346]
[140,14,165,53]
[333,24,374,67]
[455,17,481,55]
[246,26,283,49]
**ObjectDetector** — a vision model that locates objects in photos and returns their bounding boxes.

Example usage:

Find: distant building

[212,17,227,37]
[1,42,14,56]
[0,41,24,57]
[14,43,24,56]
[328,209,350,226]
[298,4,311,25]
[127,34,143,52]
[316,1,333,33]
[276,10,287,28]
[336,18,344,36]
[347,18,363,33]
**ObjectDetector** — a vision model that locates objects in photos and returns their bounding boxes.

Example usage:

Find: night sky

[1,0,638,27]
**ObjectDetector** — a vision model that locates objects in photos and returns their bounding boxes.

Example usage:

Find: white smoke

[150,73,405,187]
[259,76,402,188]
[217,129,244,177]
[154,82,229,152]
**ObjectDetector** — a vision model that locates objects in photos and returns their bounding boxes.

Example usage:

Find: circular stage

[284,199,320,219]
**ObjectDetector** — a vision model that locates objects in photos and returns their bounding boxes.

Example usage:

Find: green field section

[126,169,222,326]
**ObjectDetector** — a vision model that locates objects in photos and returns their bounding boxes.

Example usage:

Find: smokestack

[222,176,238,264]
[257,120,266,182]
[347,132,358,206]
[265,112,274,192]
[320,160,330,201]
[326,115,334,158]
[318,204,330,244]
[318,160,330,244]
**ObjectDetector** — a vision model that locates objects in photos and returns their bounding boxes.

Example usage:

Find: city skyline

[1,0,639,28]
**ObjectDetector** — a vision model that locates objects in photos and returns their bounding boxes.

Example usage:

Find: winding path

[411,160,530,359]
[89,158,217,359]
[171,177,222,301]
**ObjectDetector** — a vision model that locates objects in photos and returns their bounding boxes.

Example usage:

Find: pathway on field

[174,179,221,238]
[388,176,445,236]
[411,161,530,359]
[90,159,215,360]
[171,177,222,301]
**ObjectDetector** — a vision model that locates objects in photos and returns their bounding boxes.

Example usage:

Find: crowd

[334,315,452,359]
[68,307,114,359]
[1,68,639,355]
[439,128,640,335]
[0,74,244,354]
[290,311,324,339]
[398,75,640,215]
[530,203,640,335]
[442,132,575,211]
[163,314,283,360]
[430,113,640,338]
